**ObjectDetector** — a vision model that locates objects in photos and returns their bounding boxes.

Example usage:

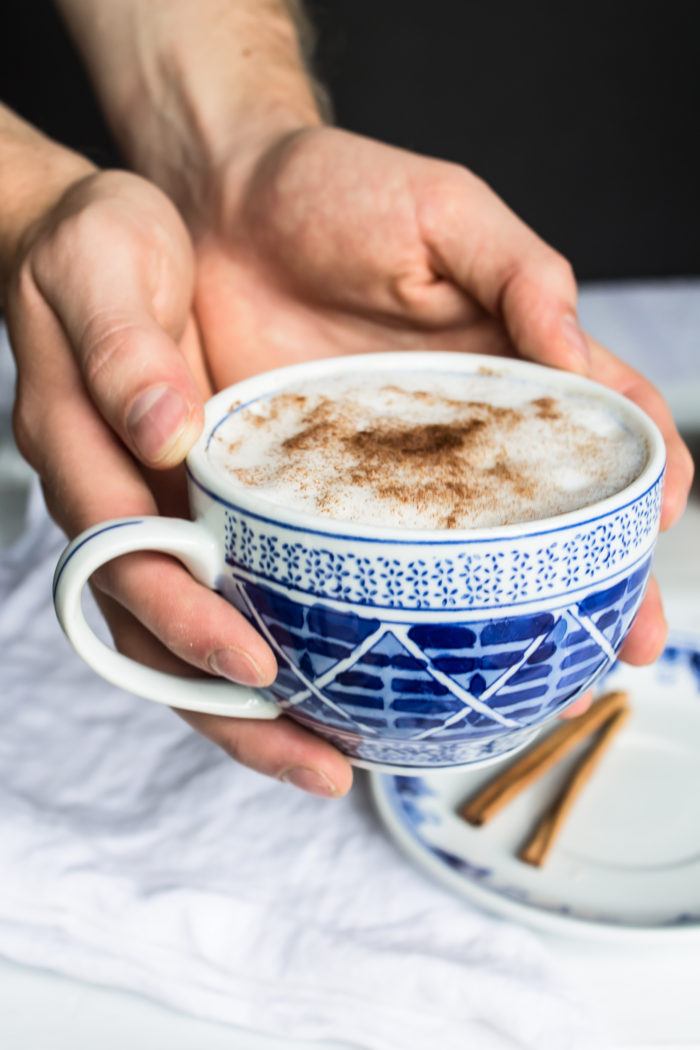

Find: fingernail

[561,314,591,370]
[208,648,266,687]
[126,385,189,462]
[280,767,339,797]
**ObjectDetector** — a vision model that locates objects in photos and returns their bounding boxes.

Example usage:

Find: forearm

[54,0,325,217]
[0,104,95,300]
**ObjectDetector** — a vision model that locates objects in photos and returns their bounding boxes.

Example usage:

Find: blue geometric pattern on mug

[223,477,661,610]
[228,555,652,752]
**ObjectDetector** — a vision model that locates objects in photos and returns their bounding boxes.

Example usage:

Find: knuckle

[504,249,577,316]
[11,379,45,466]
[11,396,34,463]
[12,255,35,300]
[79,313,141,390]
[6,254,43,318]
[38,205,108,277]
[63,196,117,245]
[450,164,486,194]
[416,163,476,232]
[544,249,576,290]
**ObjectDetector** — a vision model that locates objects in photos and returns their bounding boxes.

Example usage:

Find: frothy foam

[207,371,648,529]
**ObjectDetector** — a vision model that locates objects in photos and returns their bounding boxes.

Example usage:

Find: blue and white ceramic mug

[53,353,665,773]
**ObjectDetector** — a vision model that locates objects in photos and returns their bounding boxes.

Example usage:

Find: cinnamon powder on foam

[211,377,647,529]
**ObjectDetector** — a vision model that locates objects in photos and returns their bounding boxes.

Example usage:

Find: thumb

[73,308,205,467]
[31,182,204,468]
[419,165,591,373]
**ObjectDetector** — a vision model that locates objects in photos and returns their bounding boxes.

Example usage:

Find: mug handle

[52,517,281,719]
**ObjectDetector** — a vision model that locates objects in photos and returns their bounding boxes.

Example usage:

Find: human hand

[182,126,692,725]
[4,166,314,783]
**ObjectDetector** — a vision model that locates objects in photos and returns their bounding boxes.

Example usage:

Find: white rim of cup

[187,351,667,542]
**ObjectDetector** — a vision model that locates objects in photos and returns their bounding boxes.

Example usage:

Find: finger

[617,575,668,665]
[23,366,279,684]
[559,691,593,719]
[97,591,352,797]
[9,271,159,529]
[586,337,694,529]
[416,163,590,373]
[30,176,204,468]
[179,708,354,797]
[34,374,281,712]
[12,257,278,703]
[96,550,278,687]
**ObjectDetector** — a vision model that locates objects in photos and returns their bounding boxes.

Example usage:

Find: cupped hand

[185,125,692,721]
[193,126,692,541]
[4,170,341,790]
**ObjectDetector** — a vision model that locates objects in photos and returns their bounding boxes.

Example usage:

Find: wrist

[56,0,325,223]
[120,63,321,228]
[0,108,96,299]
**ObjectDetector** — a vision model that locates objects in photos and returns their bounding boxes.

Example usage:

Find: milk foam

[207,371,647,528]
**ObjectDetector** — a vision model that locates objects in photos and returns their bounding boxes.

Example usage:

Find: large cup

[53,353,665,773]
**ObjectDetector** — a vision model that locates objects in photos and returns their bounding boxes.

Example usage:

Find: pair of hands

[5,126,693,797]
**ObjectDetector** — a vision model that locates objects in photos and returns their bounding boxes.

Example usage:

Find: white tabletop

[1,281,699,1050]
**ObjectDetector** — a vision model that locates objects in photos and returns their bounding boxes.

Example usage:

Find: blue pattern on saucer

[379,677,700,928]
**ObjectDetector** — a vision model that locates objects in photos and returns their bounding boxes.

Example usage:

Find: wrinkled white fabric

[0,323,604,1050]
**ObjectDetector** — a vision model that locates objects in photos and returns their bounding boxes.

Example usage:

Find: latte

[207,370,647,529]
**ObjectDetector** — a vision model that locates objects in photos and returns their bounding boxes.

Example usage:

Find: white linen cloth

[0,323,604,1050]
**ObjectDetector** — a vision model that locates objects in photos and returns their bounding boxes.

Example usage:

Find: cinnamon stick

[459,690,629,826]
[519,705,631,867]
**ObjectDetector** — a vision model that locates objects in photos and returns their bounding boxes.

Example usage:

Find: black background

[2,0,698,281]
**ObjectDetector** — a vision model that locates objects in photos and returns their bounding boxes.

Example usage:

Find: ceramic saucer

[370,629,700,941]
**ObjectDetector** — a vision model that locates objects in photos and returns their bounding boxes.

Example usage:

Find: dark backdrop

[3,0,698,281]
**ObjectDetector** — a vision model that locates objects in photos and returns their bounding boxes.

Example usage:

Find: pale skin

[0,1,693,797]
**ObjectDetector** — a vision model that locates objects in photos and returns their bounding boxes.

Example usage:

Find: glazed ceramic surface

[54,353,665,772]
[370,629,700,938]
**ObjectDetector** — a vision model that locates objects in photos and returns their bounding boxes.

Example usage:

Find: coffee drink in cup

[208,371,648,529]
